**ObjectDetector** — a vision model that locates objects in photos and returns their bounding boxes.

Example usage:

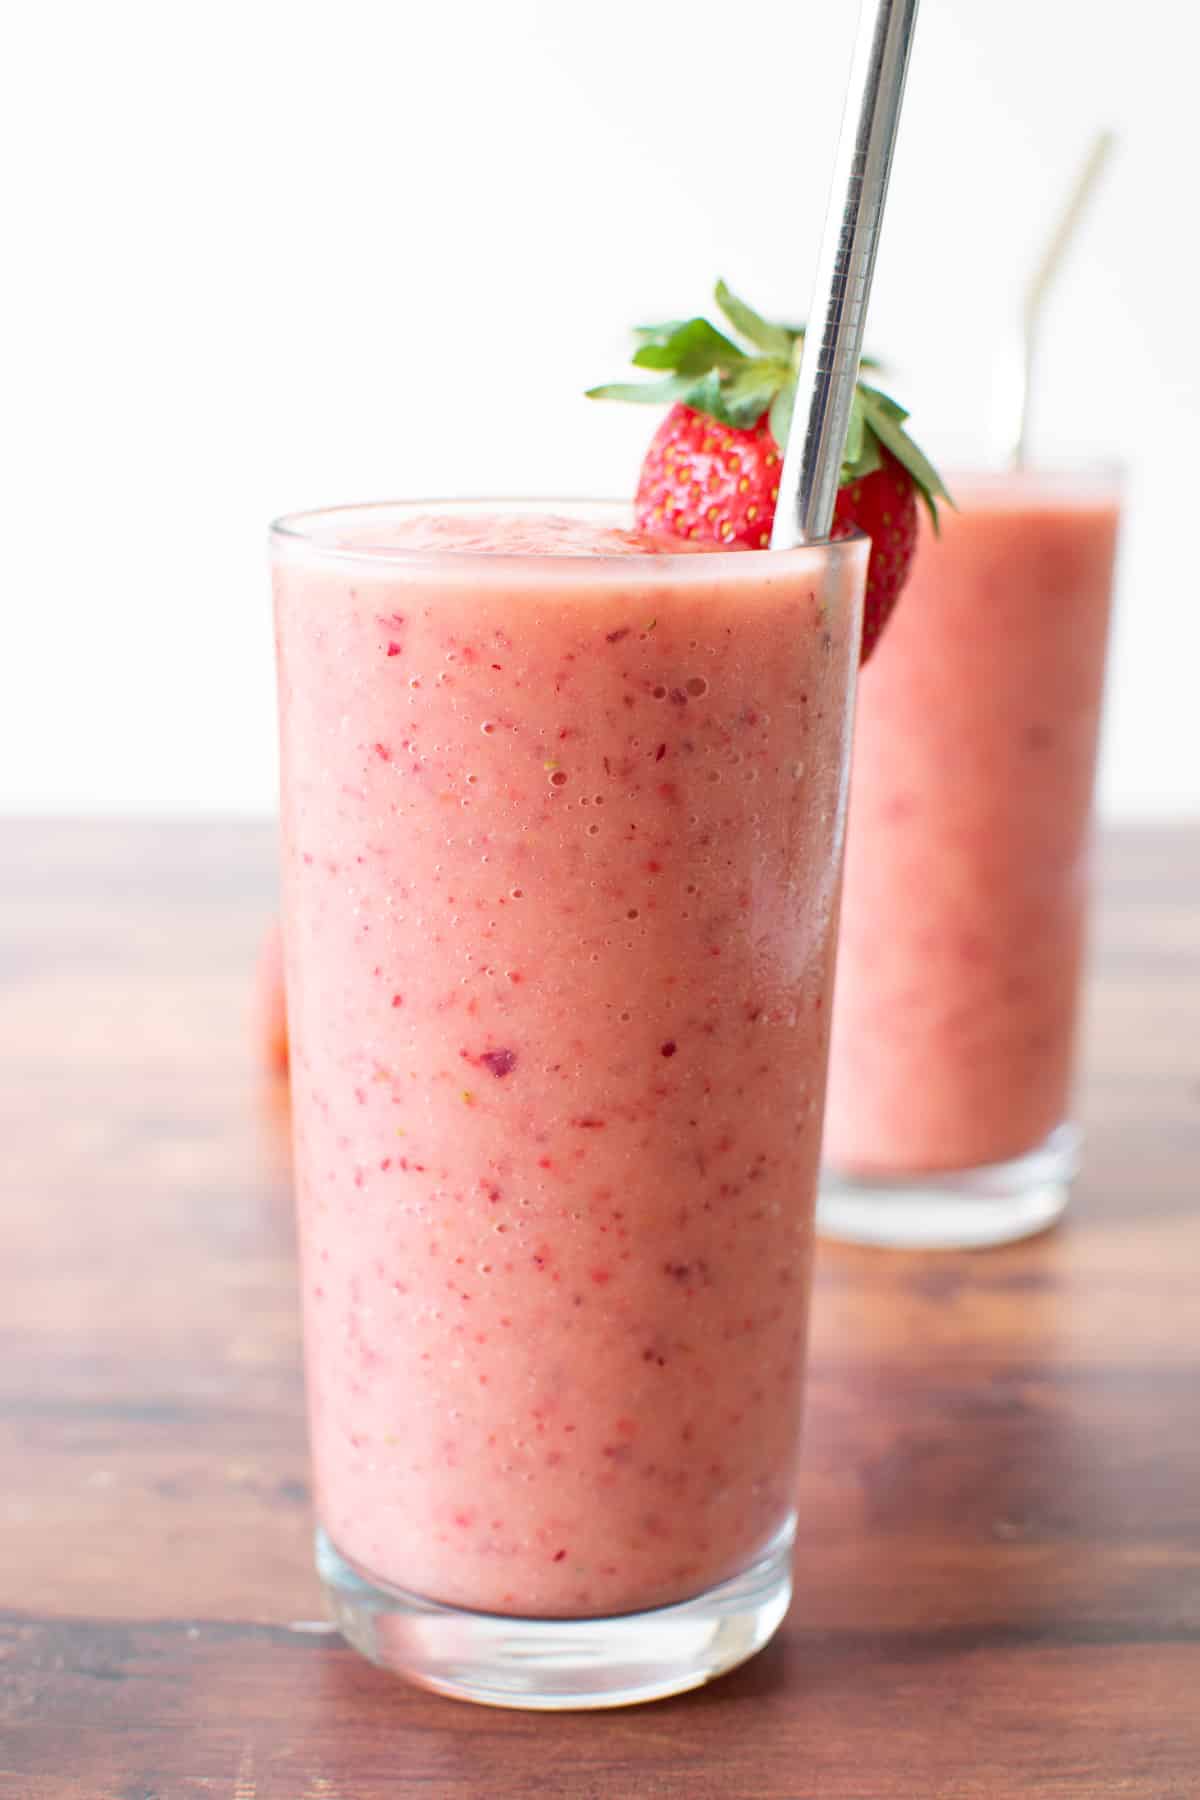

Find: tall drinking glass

[822,469,1121,1249]
[271,502,867,1707]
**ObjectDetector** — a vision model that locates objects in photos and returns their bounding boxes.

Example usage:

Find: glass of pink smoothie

[271,501,867,1706]
[821,469,1121,1249]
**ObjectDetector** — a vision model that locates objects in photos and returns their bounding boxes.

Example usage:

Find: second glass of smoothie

[272,502,867,1705]
[822,469,1121,1248]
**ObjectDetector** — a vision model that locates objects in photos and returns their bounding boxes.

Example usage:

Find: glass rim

[269,496,870,573]
[938,460,1126,497]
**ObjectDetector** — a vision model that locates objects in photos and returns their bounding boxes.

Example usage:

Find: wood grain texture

[1,820,1198,1798]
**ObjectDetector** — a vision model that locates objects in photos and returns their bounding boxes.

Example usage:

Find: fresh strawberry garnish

[636,408,784,550]
[831,447,920,662]
[589,281,948,662]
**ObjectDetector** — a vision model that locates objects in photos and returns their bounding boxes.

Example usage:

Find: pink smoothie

[825,472,1120,1175]
[273,504,865,1618]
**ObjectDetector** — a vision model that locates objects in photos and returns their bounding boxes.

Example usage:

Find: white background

[4,0,1196,817]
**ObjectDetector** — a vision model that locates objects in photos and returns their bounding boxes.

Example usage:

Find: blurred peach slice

[257,920,290,1075]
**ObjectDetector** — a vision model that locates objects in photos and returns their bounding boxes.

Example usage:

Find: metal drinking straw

[771,0,921,549]
[1010,130,1116,467]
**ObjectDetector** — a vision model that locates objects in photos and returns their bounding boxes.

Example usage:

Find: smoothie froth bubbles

[273,505,865,1620]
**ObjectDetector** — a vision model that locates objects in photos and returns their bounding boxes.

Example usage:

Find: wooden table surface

[2,821,1198,1800]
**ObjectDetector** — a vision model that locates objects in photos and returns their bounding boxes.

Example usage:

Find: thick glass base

[316,1515,794,1710]
[817,1124,1079,1250]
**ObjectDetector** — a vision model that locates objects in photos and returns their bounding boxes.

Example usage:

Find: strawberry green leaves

[590,281,948,526]
[631,319,688,348]
[768,384,795,459]
[714,363,784,428]
[585,374,707,408]
[587,284,794,430]
[855,384,951,528]
[631,317,746,376]
[713,280,796,360]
